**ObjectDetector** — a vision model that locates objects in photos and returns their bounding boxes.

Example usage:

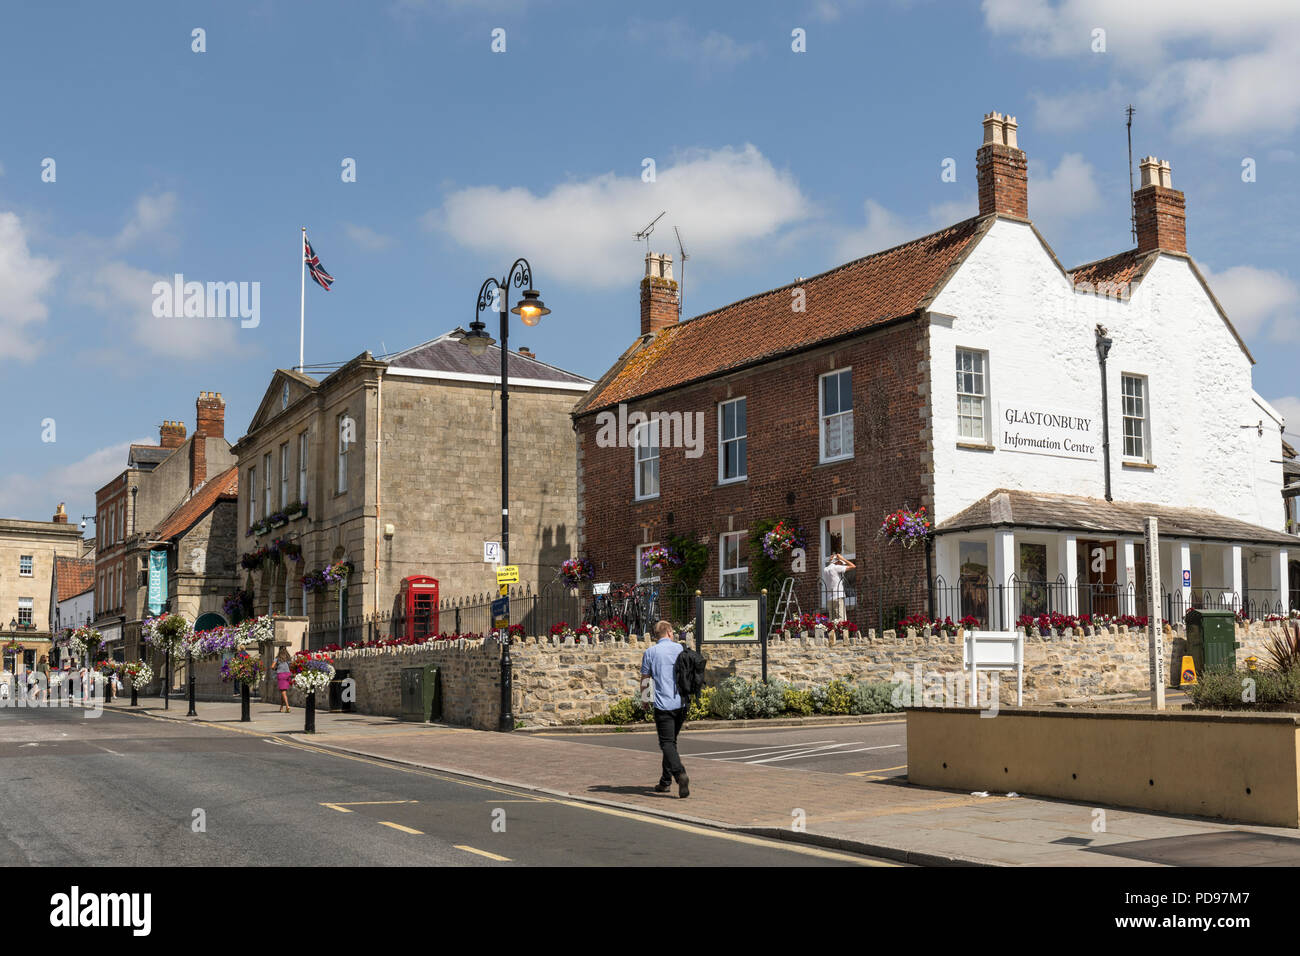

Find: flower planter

[270,519,287,529]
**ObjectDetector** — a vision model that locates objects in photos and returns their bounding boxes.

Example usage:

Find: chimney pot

[1134,157,1186,255]
[640,251,680,336]
[976,109,1028,218]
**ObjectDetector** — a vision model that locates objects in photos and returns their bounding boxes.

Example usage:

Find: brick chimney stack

[640,252,679,336]
[53,502,68,524]
[976,111,1028,218]
[195,390,225,440]
[1134,156,1186,255]
[159,420,187,449]
[189,391,224,490]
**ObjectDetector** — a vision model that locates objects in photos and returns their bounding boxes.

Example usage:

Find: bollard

[241,683,251,722]
[186,651,197,717]
[305,691,316,733]
[130,686,138,707]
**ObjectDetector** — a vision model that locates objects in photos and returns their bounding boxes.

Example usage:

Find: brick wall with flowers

[284,620,1291,724]
[574,320,932,622]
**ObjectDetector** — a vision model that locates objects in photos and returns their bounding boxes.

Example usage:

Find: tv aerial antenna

[1126,104,1137,245]
[674,225,690,319]
[634,211,666,259]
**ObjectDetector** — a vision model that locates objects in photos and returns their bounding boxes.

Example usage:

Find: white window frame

[17,597,33,628]
[719,531,749,597]
[819,368,854,463]
[279,441,290,510]
[718,397,747,483]
[337,413,350,495]
[956,348,989,442]
[248,467,257,524]
[820,515,857,608]
[262,452,272,517]
[19,555,33,577]
[636,542,660,584]
[633,419,659,501]
[1121,373,1150,462]
[298,431,309,503]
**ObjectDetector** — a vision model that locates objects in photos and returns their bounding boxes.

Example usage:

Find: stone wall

[290,621,1292,726]
[286,639,504,730]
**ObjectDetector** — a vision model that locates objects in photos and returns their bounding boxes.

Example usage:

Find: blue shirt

[641,638,684,711]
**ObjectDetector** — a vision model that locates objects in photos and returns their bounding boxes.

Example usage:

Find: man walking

[639,620,689,798]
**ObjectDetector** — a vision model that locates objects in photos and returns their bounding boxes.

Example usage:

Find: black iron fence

[303,574,1290,648]
[306,581,699,649]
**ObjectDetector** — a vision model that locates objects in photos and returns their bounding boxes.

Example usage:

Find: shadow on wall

[538,524,571,583]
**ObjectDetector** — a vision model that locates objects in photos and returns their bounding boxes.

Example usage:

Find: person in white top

[821,553,856,622]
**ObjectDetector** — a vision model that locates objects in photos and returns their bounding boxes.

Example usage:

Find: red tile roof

[575,215,991,415]
[55,556,95,602]
[152,467,239,541]
[1068,248,1156,293]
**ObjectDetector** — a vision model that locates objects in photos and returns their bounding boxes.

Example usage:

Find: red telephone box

[401,576,439,640]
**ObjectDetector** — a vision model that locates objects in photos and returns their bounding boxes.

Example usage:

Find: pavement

[105,696,1300,867]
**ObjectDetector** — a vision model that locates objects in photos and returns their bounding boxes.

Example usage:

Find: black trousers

[654,706,687,783]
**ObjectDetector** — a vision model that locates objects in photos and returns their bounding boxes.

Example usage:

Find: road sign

[1182,569,1191,587]
[499,583,509,597]
[495,564,519,584]
[484,541,501,564]
[593,582,611,596]
[491,596,509,629]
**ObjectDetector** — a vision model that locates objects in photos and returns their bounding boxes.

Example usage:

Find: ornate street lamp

[463,258,548,732]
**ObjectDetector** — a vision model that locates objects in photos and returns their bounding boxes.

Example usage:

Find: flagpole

[299,227,306,373]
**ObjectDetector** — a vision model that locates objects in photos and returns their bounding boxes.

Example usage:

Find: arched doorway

[194,612,226,633]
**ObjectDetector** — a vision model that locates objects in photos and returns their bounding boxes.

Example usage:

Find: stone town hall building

[573,110,1291,631]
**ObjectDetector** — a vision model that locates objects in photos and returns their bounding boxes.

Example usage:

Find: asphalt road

[0,704,895,867]
[537,721,908,778]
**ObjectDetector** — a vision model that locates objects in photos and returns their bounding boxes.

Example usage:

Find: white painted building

[923,114,1290,624]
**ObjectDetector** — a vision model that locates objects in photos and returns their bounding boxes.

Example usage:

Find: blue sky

[2,0,1298,522]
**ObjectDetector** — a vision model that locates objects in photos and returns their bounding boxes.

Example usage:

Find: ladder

[770,577,802,634]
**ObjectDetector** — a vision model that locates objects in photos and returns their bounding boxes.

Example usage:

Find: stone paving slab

[109,697,1300,867]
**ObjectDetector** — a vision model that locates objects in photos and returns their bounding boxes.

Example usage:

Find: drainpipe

[1095,325,1114,502]
[374,368,383,625]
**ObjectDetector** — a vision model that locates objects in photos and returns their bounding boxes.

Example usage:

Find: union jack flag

[304,236,334,291]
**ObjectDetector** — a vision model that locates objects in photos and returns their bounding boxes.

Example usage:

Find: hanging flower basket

[879,507,933,549]
[291,652,335,695]
[67,625,104,658]
[221,651,265,687]
[761,521,806,559]
[122,660,154,690]
[140,614,194,654]
[639,546,679,575]
[560,557,595,589]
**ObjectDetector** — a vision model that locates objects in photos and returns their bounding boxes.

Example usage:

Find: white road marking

[751,744,901,764]
[686,740,836,757]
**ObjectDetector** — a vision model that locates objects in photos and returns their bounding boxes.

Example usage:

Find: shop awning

[937,489,1296,547]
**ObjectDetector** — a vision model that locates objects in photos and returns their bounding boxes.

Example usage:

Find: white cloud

[0,211,58,360]
[1031,83,1125,133]
[345,223,396,251]
[1202,264,1300,341]
[115,192,177,248]
[428,144,812,288]
[631,18,760,67]
[73,261,249,361]
[1029,153,1102,231]
[834,193,977,262]
[984,0,1300,137]
[0,438,149,521]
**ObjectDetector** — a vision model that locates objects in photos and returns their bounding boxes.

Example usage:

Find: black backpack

[674,646,707,703]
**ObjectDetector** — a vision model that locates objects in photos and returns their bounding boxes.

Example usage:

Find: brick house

[231,332,590,646]
[573,110,1290,632]
[91,392,237,663]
